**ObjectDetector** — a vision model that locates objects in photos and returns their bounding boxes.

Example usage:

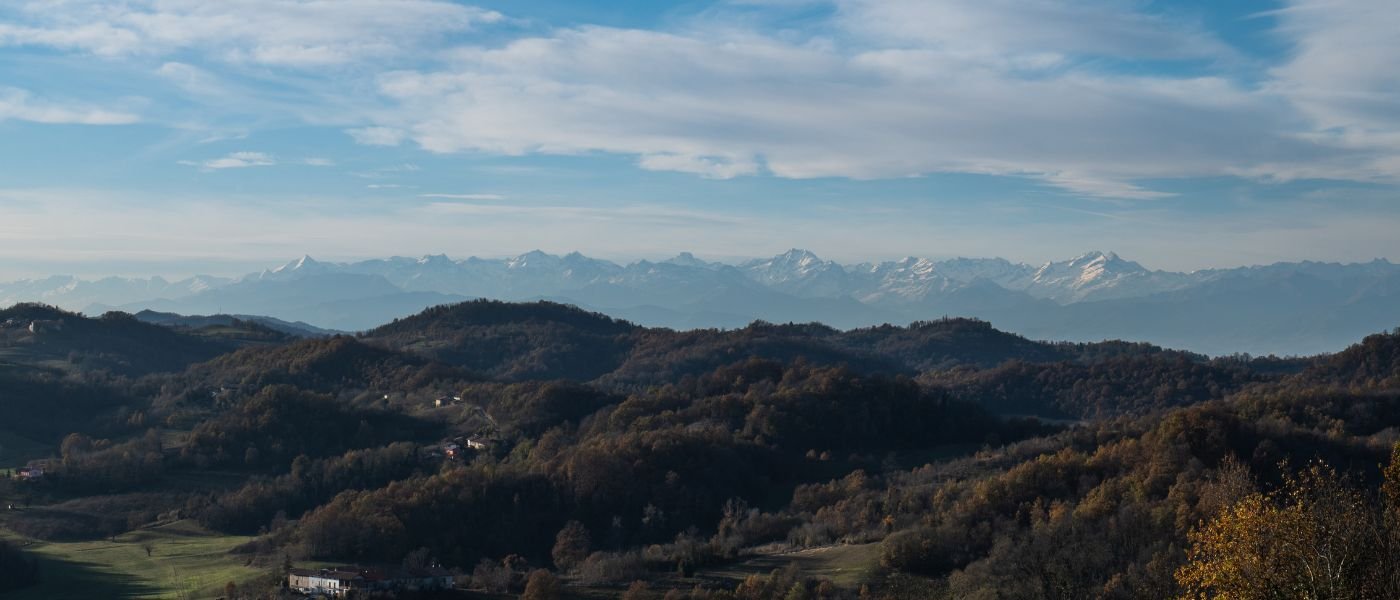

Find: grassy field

[2,519,265,599]
[700,542,883,588]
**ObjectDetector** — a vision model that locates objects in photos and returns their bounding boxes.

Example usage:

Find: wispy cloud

[303,157,335,167]
[3,0,1400,206]
[0,87,139,125]
[356,6,1351,199]
[346,127,408,146]
[179,151,276,170]
[0,0,503,67]
[1041,173,1175,201]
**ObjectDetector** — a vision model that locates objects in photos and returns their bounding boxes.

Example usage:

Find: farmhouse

[288,568,367,596]
[27,319,63,334]
[288,566,453,597]
[433,395,463,408]
[15,467,43,481]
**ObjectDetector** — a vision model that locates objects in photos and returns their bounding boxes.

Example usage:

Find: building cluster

[433,395,463,408]
[13,467,43,481]
[441,437,488,461]
[2,318,65,334]
[288,566,454,597]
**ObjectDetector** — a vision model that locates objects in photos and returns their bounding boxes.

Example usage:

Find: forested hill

[6,299,1399,599]
[361,299,1205,385]
[1297,328,1400,388]
[0,303,269,375]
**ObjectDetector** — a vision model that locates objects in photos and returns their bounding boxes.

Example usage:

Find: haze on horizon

[3,0,1400,279]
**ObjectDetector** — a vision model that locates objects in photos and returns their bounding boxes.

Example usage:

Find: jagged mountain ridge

[2,249,1397,355]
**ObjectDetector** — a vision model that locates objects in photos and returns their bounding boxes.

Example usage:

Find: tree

[60,433,92,463]
[520,569,560,600]
[1176,461,1383,599]
[622,580,653,600]
[402,547,434,570]
[551,520,591,572]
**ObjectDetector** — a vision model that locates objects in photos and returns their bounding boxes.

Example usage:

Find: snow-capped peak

[507,250,557,269]
[1017,251,1188,303]
[416,254,453,266]
[739,249,850,297]
[779,248,822,267]
[273,254,319,273]
[253,254,334,281]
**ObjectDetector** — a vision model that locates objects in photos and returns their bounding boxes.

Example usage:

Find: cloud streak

[179,151,275,170]
[369,23,1327,198]
[0,87,139,125]
[0,0,502,67]
[3,0,1400,202]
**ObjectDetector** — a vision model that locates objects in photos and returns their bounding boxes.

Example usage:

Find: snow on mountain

[856,257,963,304]
[255,254,336,282]
[740,249,854,298]
[5,250,1399,355]
[925,257,1035,288]
[560,260,760,308]
[1014,251,1195,303]
[0,274,233,311]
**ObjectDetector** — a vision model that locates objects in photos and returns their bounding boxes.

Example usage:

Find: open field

[1,519,264,599]
[700,542,882,589]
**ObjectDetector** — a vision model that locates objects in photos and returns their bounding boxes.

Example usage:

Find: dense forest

[1,300,1397,598]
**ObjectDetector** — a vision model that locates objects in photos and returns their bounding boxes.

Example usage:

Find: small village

[0,318,64,335]
[287,565,456,597]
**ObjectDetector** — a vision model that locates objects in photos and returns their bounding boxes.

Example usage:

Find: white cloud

[180,151,275,170]
[1041,173,1175,201]
[303,157,335,167]
[346,126,408,146]
[156,61,223,96]
[0,87,139,125]
[6,0,1400,200]
[832,0,1234,64]
[1263,0,1400,182]
[638,153,760,179]
[1,0,503,67]
[369,24,1328,198]
[0,21,143,56]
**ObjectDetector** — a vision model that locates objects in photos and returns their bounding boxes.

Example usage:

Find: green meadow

[2,520,264,600]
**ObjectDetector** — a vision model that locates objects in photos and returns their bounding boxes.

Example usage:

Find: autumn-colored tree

[552,520,591,572]
[1374,443,1400,598]
[1177,461,1381,599]
[521,569,560,600]
[622,580,654,600]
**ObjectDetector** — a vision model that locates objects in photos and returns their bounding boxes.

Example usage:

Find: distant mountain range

[2,249,1397,356]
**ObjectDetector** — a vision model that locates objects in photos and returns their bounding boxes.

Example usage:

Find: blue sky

[1,0,1398,278]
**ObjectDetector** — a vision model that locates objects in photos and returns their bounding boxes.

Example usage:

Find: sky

[1,0,1399,278]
